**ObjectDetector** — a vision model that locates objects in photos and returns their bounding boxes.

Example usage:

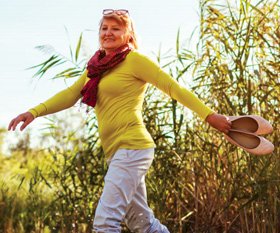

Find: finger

[220,123,229,133]
[223,128,229,134]
[8,119,15,131]
[20,117,33,131]
[225,123,231,130]
[225,125,231,133]
[221,126,227,134]
[11,117,23,131]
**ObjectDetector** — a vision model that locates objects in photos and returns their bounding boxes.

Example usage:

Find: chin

[103,44,117,49]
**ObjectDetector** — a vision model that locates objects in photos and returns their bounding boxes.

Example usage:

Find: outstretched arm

[131,52,231,133]
[8,70,88,131]
[28,70,88,117]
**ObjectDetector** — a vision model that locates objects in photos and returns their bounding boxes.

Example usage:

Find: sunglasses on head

[103,9,129,16]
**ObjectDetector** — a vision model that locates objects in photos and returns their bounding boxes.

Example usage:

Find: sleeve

[28,70,88,118]
[131,52,214,120]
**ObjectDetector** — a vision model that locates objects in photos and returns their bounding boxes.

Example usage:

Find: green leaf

[75,33,83,62]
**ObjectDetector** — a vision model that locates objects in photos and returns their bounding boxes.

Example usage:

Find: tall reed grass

[1,0,279,232]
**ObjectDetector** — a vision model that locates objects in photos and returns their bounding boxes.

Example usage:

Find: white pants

[93,148,170,233]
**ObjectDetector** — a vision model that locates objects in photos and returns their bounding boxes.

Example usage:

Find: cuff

[28,103,48,118]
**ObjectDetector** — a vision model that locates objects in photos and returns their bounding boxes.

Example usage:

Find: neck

[104,49,114,56]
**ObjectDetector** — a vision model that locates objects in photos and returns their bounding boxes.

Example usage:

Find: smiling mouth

[104,38,114,41]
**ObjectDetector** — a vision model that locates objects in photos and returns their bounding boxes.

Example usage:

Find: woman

[8,9,231,232]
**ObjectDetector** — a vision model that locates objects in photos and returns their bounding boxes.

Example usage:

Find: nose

[105,29,113,36]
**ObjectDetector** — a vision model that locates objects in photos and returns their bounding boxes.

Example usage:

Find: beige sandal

[228,115,273,135]
[224,129,274,155]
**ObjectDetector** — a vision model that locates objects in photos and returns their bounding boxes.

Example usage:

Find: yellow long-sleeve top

[29,50,214,159]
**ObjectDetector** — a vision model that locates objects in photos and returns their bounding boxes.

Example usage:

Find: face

[99,18,130,54]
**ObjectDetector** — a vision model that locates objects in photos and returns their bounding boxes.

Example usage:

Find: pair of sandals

[224,115,274,155]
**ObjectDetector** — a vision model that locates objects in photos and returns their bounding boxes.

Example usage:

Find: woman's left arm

[131,52,231,133]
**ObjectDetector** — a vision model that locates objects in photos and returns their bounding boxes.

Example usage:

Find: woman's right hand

[8,112,35,131]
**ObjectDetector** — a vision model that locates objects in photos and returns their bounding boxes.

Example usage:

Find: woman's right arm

[8,70,88,131]
[29,70,88,117]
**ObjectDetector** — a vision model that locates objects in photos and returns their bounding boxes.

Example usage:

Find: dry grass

[1,0,279,232]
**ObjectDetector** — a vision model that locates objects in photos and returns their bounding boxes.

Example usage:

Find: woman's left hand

[205,113,231,134]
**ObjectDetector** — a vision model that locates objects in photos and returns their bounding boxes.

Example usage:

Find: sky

[0,0,200,152]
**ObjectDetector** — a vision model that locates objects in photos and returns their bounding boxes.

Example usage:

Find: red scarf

[81,44,132,107]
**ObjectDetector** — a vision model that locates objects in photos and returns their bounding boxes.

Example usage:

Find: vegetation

[1,0,279,232]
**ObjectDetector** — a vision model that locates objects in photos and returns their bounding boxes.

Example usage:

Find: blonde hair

[99,13,138,49]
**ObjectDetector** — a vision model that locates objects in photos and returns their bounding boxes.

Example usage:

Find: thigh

[93,148,154,229]
[104,148,154,204]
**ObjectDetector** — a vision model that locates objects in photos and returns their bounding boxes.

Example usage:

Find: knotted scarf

[81,44,132,107]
